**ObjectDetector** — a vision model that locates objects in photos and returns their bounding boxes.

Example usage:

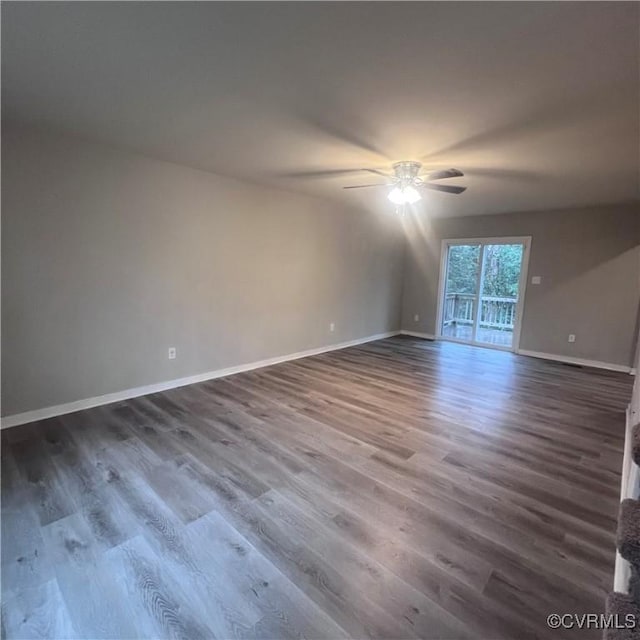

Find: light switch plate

[531,276,542,285]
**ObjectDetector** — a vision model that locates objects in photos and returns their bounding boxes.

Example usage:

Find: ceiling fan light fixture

[387,185,422,205]
[387,187,404,205]
[403,185,422,204]
[343,160,464,204]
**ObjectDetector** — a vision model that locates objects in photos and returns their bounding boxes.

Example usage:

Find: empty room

[2,2,640,639]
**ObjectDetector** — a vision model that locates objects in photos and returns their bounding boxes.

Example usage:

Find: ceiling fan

[344,161,466,205]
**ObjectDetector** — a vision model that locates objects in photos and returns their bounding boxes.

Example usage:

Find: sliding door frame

[435,236,532,352]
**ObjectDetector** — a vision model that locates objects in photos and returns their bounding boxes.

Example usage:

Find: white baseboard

[399,330,436,340]
[1,330,401,430]
[517,349,632,373]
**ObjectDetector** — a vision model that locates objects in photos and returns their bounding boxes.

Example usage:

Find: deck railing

[443,293,517,330]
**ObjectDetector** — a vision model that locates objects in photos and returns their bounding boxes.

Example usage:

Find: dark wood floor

[1,337,633,639]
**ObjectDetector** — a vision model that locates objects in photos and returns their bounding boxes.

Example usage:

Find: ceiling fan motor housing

[393,161,422,185]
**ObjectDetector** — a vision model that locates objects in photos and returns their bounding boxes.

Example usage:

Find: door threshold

[437,336,514,352]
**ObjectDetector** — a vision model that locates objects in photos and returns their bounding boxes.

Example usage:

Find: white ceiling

[2,2,639,217]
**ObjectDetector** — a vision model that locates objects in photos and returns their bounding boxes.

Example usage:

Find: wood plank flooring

[1,336,633,639]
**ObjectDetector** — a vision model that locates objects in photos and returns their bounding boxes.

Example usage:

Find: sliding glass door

[438,238,530,351]
[441,244,482,344]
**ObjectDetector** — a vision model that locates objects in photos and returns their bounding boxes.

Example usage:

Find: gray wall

[4,124,638,417]
[2,126,404,416]
[402,205,640,366]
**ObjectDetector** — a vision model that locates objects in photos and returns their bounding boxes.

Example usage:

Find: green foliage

[446,245,480,294]
[446,244,523,298]
[482,244,523,297]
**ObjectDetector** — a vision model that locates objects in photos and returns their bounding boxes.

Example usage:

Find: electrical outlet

[531,276,542,285]
[329,322,335,333]
[168,347,177,359]
[414,314,419,322]
[568,334,576,343]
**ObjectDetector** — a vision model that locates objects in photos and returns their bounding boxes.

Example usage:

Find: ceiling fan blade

[343,183,388,189]
[463,168,540,181]
[423,183,467,194]
[424,168,464,181]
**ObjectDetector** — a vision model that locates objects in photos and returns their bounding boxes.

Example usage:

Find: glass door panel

[475,244,524,349]
[440,244,481,343]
